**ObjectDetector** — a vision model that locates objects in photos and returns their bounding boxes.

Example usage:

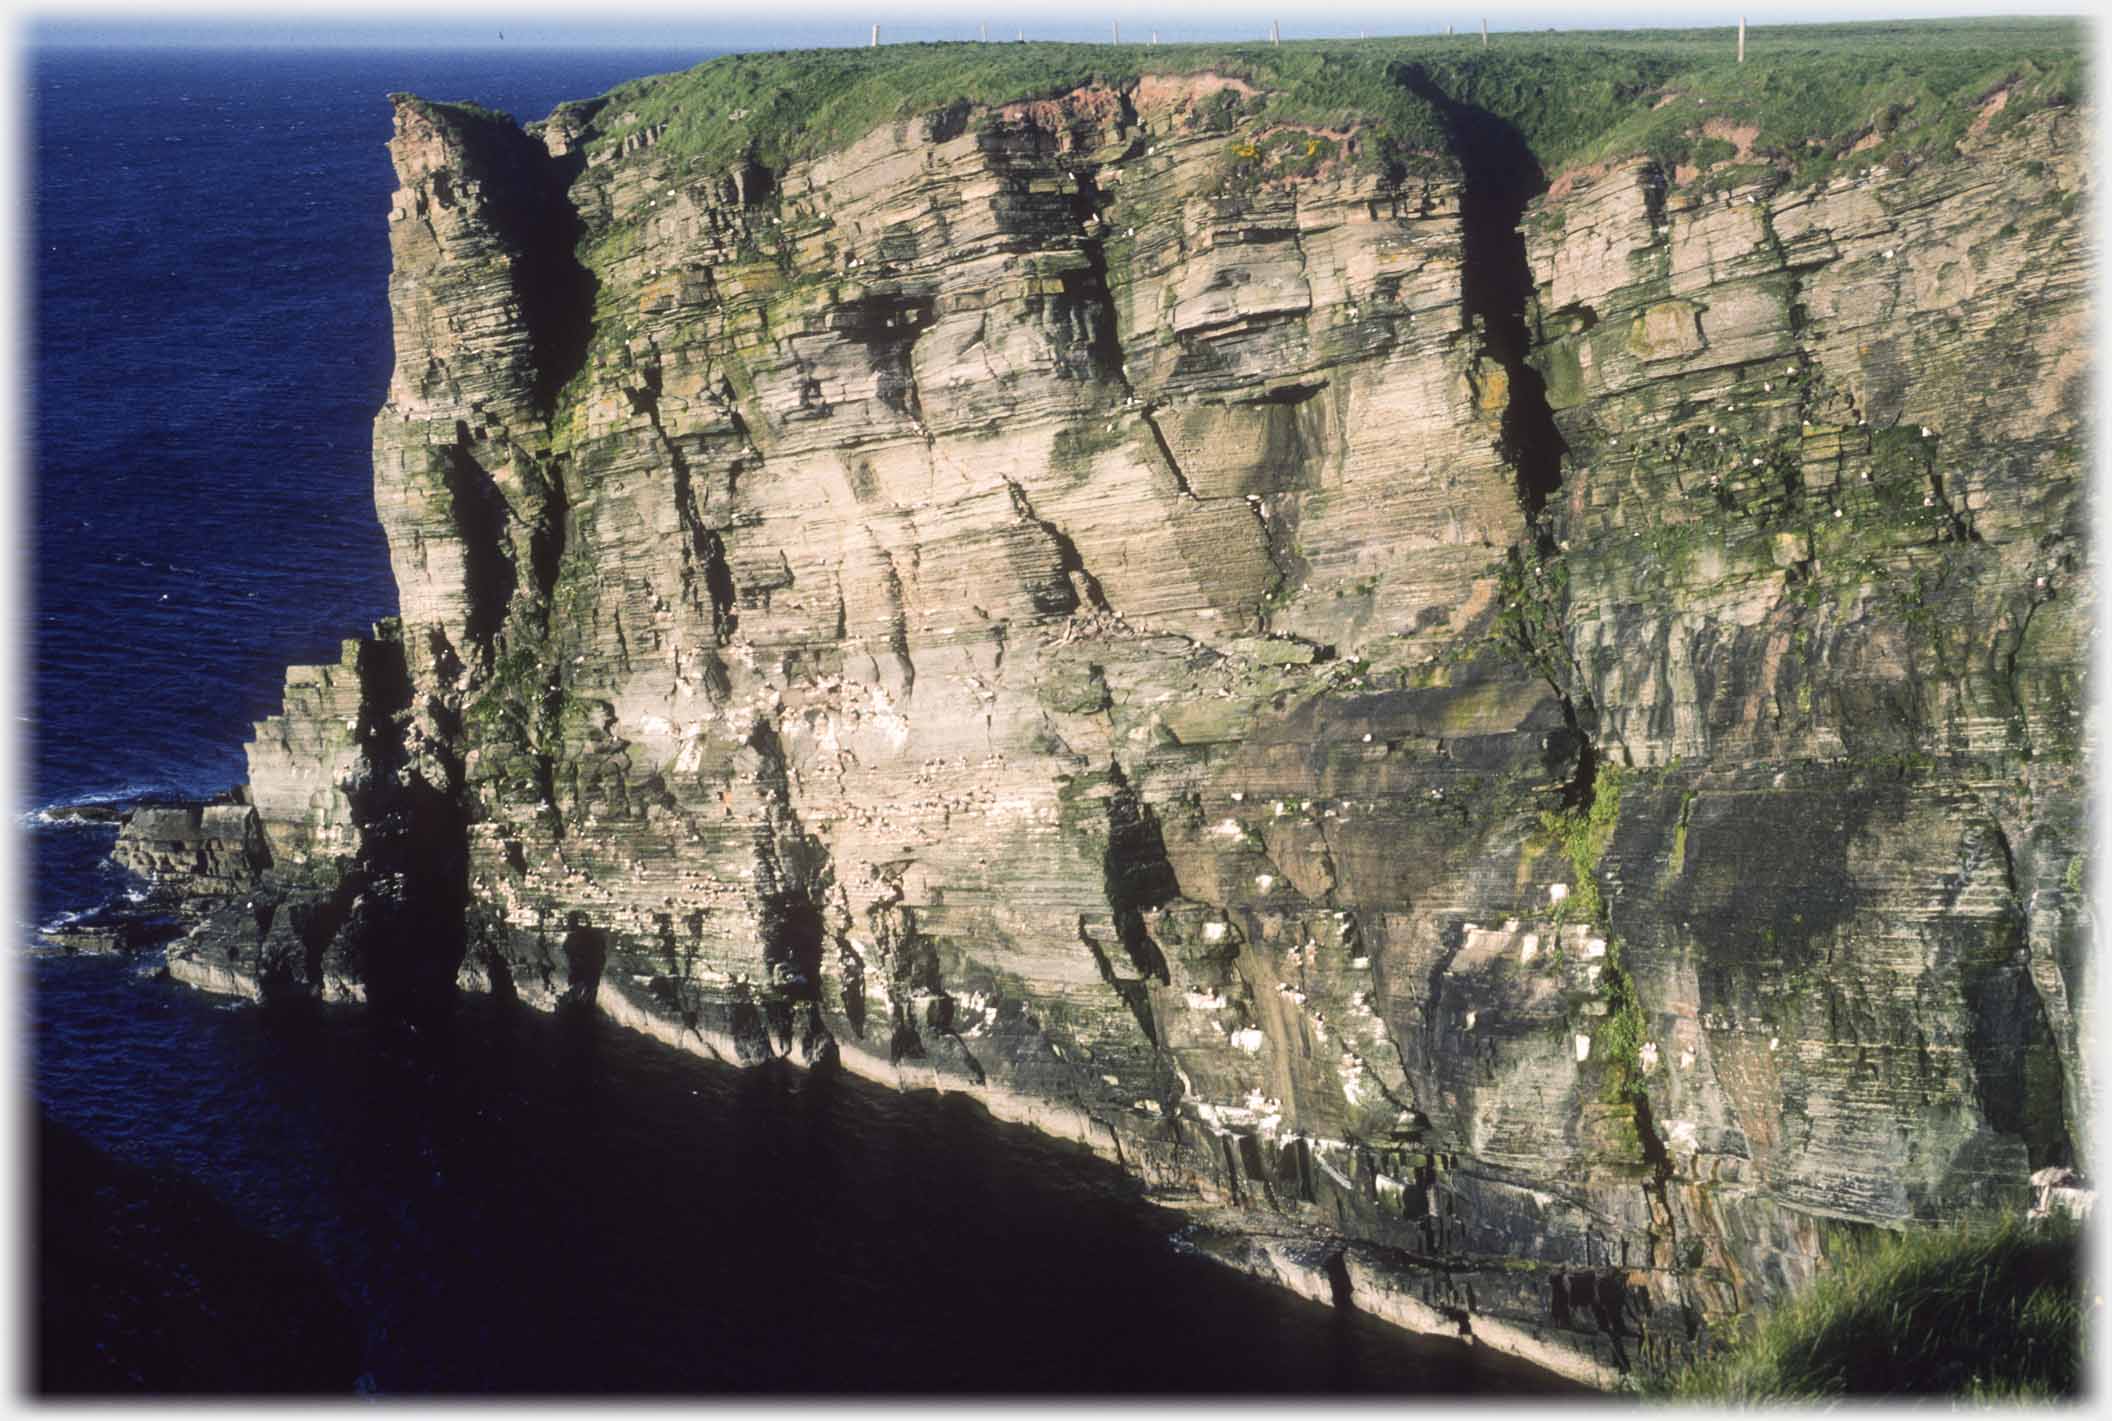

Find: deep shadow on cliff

[1390,63,1600,816]
[1392,63,1569,530]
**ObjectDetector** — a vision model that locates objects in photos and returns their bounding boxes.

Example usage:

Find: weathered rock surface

[129,65,2091,1387]
[112,801,267,897]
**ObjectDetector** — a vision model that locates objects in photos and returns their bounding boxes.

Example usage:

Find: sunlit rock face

[168,72,2087,1388]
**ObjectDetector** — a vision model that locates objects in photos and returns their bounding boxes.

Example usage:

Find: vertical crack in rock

[841,293,936,423]
[433,104,595,412]
[438,437,517,663]
[1076,919,1158,1047]
[647,913,700,1034]
[390,96,597,415]
[524,449,571,640]
[512,154,595,412]
[2007,592,2049,722]
[634,372,739,651]
[332,629,472,1021]
[743,717,839,1067]
[1003,477,1105,616]
[1067,758,1176,1047]
[1956,815,2073,1168]
[1257,382,1321,533]
[1393,66,1569,530]
[866,533,917,695]
[836,932,869,1040]
[1246,496,1293,633]
[1396,66,1613,797]
[1066,168,1132,397]
[1101,761,1177,986]
[1244,384,1325,625]
[862,868,982,1082]
[1138,408,1197,499]
[1421,919,1467,1084]
[558,912,608,1007]
[1343,915,1432,1139]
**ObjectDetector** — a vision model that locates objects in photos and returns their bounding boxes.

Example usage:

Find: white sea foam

[17,781,215,831]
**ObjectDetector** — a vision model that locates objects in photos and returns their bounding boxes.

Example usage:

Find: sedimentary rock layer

[142,62,2090,1386]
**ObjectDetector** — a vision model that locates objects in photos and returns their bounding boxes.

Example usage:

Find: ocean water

[24,46,1578,1394]
[30,46,728,919]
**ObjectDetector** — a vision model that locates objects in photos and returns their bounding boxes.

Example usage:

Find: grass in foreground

[1650,1212,2088,1401]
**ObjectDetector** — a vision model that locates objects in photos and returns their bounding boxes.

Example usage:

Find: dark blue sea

[23,46,1576,1395]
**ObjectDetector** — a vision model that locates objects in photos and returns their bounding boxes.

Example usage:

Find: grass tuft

[1539,763,1622,928]
[1651,1213,2089,1400]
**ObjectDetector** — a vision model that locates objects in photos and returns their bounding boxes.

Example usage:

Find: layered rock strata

[130,69,2091,1387]
[113,802,267,897]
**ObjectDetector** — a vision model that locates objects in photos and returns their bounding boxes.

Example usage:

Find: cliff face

[151,59,2090,1386]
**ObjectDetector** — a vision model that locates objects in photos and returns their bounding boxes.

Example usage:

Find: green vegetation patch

[543,19,2081,190]
[1592,938,1648,1106]
[1485,545,1571,690]
[1545,19,2083,186]
[1539,763,1623,928]
[391,93,521,128]
[568,40,1458,178]
[1653,1213,2087,1400]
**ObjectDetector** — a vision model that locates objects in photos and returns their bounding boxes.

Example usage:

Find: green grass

[415,97,519,128]
[1551,20,2085,185]
[1538,763,1622,928]
[563,41,1464,177]
[1651,1213,2088,1400]
[1592,939,1649,1107]
[537,18,2082,187]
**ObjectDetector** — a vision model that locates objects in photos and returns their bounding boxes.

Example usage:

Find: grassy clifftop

[549,17,2082,187]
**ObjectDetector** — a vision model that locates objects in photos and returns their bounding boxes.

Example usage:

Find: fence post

[1481,18,1488,47]
[1271,20,1281,45]
[1739,16,1747,63]
[870,23,879,47]
[1113,19,1119,43]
